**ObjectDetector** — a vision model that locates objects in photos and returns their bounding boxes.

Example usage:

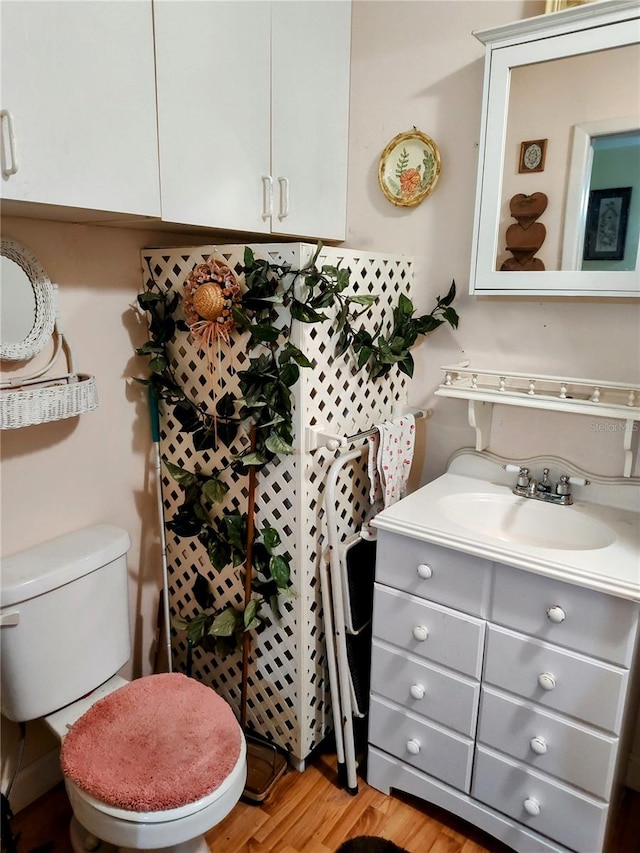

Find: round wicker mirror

[1,238,56,361]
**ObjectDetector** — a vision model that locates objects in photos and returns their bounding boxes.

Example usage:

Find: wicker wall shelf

[0,374,98,429]
[435,361,640,476]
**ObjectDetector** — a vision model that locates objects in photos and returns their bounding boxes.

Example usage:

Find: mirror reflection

[1,256,36,345]
[499,42,640,274]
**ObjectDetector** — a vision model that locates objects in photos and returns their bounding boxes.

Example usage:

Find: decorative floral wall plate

[378,129,441,207]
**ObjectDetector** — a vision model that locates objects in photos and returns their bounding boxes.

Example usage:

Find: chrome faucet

[503,465,589,506]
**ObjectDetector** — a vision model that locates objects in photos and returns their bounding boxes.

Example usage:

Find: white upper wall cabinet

[271,1,351,241]
[0,0,161,219]
[155,0,352,242]
[470,0,640,297]
[153,0,272,235]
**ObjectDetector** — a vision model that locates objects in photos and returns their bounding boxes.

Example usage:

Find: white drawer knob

[410,684,425,700]
[523,797,541,817]
[417,563,433,580]
[412,625,429,642]
[530,736,548,755]
[406,739,421,755]
[538,672,556,691]
[546,605,566,624]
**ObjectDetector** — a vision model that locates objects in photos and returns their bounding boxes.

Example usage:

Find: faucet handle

[556,475,571,496]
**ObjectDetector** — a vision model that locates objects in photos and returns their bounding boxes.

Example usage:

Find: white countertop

[373,456,640,602]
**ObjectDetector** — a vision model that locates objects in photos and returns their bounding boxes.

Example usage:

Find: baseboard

[9,746,63,813]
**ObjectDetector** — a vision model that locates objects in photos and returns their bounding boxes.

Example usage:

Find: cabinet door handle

[412,625,429,642]
[538,672,556,691]
[406,739,421,755]
[1,109,19,176]
[546,605,566,624]
[409,683,425,700]
[523,797,541,817]
[278,176,289,220]
[530,736,548,755]
[416,563,432,580]
[261,175,273,220]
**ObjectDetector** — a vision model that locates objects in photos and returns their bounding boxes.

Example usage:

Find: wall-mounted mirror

[470,0,640,296]
[1,238,57,359]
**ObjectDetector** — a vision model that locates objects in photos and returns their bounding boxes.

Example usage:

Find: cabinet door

[154,0,271,232]
[1,0,160,217]
[271,0,351,241]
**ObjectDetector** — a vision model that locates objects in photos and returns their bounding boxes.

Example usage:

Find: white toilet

[0,525,247,853]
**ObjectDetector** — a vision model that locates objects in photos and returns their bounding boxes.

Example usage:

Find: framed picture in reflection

[583,187,632,261]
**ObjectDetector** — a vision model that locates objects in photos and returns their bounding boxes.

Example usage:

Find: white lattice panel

[141,244,412,763]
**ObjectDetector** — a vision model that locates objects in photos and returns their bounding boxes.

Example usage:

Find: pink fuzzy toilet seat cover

[60,673,242,811]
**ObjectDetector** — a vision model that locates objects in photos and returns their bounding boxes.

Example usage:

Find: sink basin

[437,492,616,551]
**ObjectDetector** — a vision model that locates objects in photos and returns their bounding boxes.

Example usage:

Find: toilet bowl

[64,746,246,853]
[0,526,247,853]
[55,672,247,853]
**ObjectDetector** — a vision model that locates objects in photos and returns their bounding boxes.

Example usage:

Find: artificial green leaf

[439,279,457,307]
[270,555,291,589]
[201,477,228,504]
[349,294,378,308]
[208,538,231,571]
[209,607,240,637]
[149,354,168,373]
[249,324,282,344]
[442,306,459,329]
[265,433,294,455]
[262,526,281,553]
[244,246,255,267]
[193,573,214,609]
[216,393,236,418]
[290,300,326,323]
[164,460,199,486]
[399,355,415,378]
[238,451,269,467]
[223,513,246,552]
[243,598,259,630]
[356,346,373,369]
[279,363,299,387]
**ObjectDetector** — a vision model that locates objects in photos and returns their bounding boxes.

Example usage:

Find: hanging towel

[361,414,416,539]
[377,413,416,506]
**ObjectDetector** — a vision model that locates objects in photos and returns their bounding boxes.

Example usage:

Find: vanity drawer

[484,625,627,733]
[369,696,474,792]
[370,640,480,736]
[472,746,608,853]
[491,563,639,666]
[373,585,485,678]
[376,531,489,616]
[477,686,618,799]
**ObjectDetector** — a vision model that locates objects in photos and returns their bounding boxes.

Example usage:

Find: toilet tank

[0,525,132,722]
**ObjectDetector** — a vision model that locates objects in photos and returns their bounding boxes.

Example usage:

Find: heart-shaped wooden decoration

[506,222,546,252]
[509,192,548,229]
[501,256,546,271]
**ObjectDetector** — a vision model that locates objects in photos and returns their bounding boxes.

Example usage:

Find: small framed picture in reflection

[518,139,547,173]
[583,187,632,261]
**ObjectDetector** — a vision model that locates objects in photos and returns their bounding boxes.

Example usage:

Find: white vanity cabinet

[368,531,640,853]
[154,0,351,240]
[0,0,160,219]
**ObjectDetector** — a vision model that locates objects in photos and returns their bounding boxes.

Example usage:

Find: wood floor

[8,750,640,853]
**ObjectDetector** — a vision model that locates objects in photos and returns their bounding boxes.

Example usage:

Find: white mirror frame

[470,0,640,297]
[562,116,640,270]
[1,237,57,360]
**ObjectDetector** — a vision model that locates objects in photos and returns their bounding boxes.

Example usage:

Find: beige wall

[346,0,640,483]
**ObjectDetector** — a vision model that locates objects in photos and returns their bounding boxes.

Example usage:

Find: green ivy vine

[136,244,458,658]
